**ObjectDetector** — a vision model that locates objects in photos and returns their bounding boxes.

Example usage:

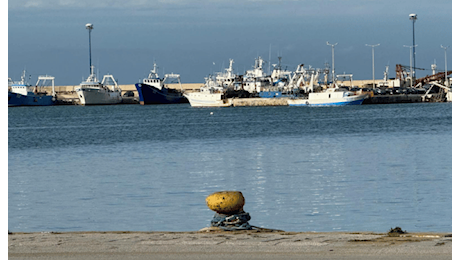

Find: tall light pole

[441,45,450,87]
[326,41,338,87]
[409,14,417,79]
[365,44,380,89]
[403,45,417,87]
[86,23,94,75]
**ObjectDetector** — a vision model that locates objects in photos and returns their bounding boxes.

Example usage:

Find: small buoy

[206,191,245,214]
[210,112,213,115]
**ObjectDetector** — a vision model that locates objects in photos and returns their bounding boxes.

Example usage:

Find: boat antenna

[268,44,271,75]
[86,23,94,75]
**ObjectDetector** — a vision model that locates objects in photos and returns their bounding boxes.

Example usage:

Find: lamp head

[86,23,93,30]
[409,14,417,20]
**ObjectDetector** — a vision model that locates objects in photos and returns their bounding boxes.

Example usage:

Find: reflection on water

[8,103,451,232]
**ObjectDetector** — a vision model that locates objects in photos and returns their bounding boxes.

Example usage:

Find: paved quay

[8,230,452,260]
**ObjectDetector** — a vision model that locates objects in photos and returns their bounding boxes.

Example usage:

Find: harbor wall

[232,98,289,106]
[362,94,423,104]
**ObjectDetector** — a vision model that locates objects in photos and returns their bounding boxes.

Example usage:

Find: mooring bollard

[205,191,253,230]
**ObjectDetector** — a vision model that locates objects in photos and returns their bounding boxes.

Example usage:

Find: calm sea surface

[8,103,452,232]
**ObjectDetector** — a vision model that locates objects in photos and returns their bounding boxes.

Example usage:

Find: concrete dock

[232,97,290,106]
[362,94,423,104]
[8,230,452,260]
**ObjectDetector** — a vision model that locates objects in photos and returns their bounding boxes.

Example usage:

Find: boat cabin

[10,84,30,96]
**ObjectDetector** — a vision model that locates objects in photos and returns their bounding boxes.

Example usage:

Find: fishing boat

[75,23,122,106]
[258,57,296,98]
[8,70,56,107]
[239,56,301,98]
[135,62,186,105]
[238,56,272,94]
[287,87,368,106]
[183,76,233,107]
[215,59,237,88]
[75,67,122,105]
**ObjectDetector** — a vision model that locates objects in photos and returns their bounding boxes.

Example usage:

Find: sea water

[8,103,452,232]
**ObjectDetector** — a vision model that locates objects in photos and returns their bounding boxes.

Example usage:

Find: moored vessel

[183,76,233,107]
[8,71,56,107]
[75,23,122,106]
[288,87,368,106]
[135,62,186,105]
[75,69,122,105]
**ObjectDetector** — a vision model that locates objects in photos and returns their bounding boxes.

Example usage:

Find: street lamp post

[409,14,417,79]
[326,41,338,87]
[441,45,450,87]
[403,45,417,88]
[86,23,94,75]
[365,44,380,89]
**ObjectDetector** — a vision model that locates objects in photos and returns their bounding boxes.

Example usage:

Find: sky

[7,0,453,85]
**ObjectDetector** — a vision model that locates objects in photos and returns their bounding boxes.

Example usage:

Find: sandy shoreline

[8,229,452,260]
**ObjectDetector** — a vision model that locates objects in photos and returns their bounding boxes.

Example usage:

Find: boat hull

[75,87,122,105]
[183,92,232,107]
[135,83,187,105]
[308,94,366,106]
[8,92,55,107]
[288,94,367,106]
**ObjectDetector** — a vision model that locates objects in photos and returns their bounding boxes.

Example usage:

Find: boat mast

[326,42,338,87]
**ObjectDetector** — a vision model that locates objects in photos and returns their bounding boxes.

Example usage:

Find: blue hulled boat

[135,63,187,105]
[8,71,56,107]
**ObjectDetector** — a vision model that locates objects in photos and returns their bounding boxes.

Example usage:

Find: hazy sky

[8,0,453,85]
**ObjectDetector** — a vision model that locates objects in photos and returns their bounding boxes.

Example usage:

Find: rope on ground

[210,211,252,231]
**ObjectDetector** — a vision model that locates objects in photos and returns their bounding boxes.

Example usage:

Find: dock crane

[395,64,426,81]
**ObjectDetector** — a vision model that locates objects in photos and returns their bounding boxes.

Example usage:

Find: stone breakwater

[231,97,289,106]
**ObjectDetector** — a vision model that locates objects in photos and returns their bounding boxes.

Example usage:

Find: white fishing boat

[215,59,237,87]
[75,23,122,106]
[75,67,122,105]
[288,88,368,106]
[183,76,233,107]
[270,56,292,88]
[236,56,271,94]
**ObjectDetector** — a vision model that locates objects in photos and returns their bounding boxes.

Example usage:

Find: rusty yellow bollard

[205,191,245,214]
[203,191,283,232]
